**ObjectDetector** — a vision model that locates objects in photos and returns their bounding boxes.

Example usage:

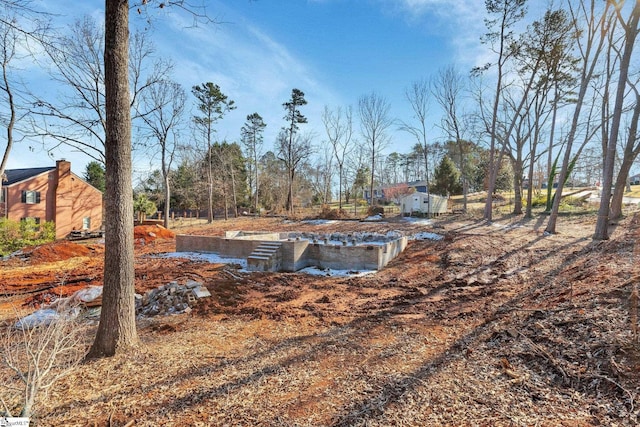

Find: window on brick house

[21,190,41,204]
[82,217,91,230]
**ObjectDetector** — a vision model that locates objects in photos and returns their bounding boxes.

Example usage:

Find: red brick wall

[4,161,103,239]
[5,173,50,223]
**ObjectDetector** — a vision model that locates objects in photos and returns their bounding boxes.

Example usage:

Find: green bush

[527,193,548,208]
[560,196,583,208]
[0,218,55,256]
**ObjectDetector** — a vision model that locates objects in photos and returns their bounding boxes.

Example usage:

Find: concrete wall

[176,235,264,258]
[378,237,408,268]
[177,234,408,272]
[279,240,309,272]
[305,243,380,270]
[224,231,282,241]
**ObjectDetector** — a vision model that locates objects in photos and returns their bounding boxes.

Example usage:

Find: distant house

[364,180,429,203]
[399,192,448,216]
[630,174,640,185]
[0,160,103,239]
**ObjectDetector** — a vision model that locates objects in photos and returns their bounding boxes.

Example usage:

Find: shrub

[367,206,385,216]
[527,193,548,208]
[0,218,56,256]
[1,308,87,417]
[317,205,350,220]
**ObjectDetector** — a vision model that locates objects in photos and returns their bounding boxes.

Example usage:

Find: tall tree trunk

[207,143,214,223]
[594,3,640,239]
[512,155,523,215]
[525,123,541,219]
[254,150,259,215]
[610,96,640,219]
[88,0,139,358]
[286,168,295,213]
[483,52,505,222]
[545,84,559,212]
[369,148,375,207]
[230,159,238,218]
[222,185,228,221]
[610,158,633,220]
[338,164,343,210]
[163,174,170,229]
[0,37,16,217]
[547,2,610,235]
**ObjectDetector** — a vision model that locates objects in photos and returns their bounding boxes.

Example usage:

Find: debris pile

[286,231,403,244]
[14,286,103,328]
[136,280,211,316]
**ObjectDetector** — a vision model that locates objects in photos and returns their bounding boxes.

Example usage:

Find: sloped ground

[1,214,639,426]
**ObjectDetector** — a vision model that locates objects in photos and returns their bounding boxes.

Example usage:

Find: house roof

[2,167,56,186]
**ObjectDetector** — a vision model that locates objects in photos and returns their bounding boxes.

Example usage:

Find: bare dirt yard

[1,213,640,426]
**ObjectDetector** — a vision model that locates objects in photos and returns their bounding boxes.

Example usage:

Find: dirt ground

[1,213,640,426]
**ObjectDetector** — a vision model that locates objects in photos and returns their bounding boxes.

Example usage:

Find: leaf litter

[0,213,639,425]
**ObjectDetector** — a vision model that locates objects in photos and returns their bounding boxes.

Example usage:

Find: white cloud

[154,10,343,151]
[390,0,488,68]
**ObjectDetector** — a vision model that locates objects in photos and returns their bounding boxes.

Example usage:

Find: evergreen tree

[431,156,461,196]
[84,161,106,192]
[280,88,308,213]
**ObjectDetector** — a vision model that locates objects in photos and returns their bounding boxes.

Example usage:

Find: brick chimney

[55,159,73,238]
[56,159,71,180]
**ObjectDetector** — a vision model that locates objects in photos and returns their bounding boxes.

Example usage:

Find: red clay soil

[2,214,640,426]
[27,241,93,263]
[134,224,176,244]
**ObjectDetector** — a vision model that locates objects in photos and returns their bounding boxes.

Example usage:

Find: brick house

[0,160,103,239]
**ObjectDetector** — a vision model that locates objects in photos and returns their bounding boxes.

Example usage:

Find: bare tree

[1,309,87,417]
[309,142,334,205]
[31,16,171,164]
[358,92,393,206]
[500,7,576,216]
[0,5,46,214]
[82,0,213,358]
[0,14,20,204]
[399,79,432,196]
[546,0,613,234]
[432,66,469,210]
[322,105,354,210]
[276,129,313,213]
[594,0,640,239]
[610,84,640,219]
[476,0,527,221]
[138,79,186,228]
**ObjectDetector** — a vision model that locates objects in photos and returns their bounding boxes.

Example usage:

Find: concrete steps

[247,242,282,272]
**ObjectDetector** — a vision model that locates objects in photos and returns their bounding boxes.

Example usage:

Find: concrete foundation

[175,231,408,273]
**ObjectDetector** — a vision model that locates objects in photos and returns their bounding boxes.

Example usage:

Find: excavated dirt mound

[28,241,93,263]
[134,224,176,243]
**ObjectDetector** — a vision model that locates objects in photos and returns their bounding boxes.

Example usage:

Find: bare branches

[30,16,173,165]
[358,92,393,206]
[1,307,87,417]
[322,105,354,210]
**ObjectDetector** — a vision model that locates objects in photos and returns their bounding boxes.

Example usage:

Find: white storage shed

[400,192,448,216]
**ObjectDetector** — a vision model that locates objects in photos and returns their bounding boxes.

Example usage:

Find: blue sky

[7,0,522,177]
